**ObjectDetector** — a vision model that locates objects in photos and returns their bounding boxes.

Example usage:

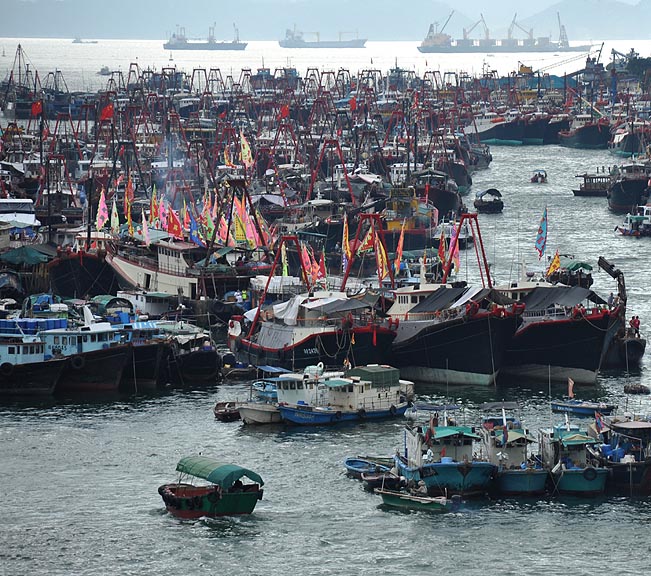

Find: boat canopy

[430,426,481,440]
[479,401,520,411]
[560,257,592,271]
[497,429,536,444]
[521,286,605,310]
[408,286,467,313]
[175,456,264,487]
[475,188,502,199]
[559,433,598,446]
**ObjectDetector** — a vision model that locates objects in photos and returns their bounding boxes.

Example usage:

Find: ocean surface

[2,39,651,576]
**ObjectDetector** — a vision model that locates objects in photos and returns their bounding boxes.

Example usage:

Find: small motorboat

[474,188,504,214]
[531,169,547,183]
[550,399,617,417]
[375,487,460,512]
[213,401,241,422]
[158,455,264,519]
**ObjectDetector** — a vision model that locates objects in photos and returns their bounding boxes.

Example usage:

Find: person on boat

[608,292,615,307]
[631,316,641,338]
[416,480,428,495]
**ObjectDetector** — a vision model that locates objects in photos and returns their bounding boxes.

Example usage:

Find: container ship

[418,11,592,54]
[163,24,247,51]
[279,27,366,48]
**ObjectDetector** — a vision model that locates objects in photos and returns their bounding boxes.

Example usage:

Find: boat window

[62,337,67,345]
[54,336,60,344]
[30,346,35,354]
[91,335,97,343]
[348,385,353,392]
[290,382,296,390]
[8,346,15,354]
[297,382,303,389]
[83,335,88,342]
[70,337,76,345]
[23,346,29,354]
[411,296,418,303]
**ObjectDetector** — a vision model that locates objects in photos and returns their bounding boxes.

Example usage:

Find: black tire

[0,362,14,376]
[583,467,598,481]
[207,491,221,504]
[70,355,85,370]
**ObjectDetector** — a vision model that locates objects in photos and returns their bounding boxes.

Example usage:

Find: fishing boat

[473,188,503,213]
[559,115,611,150]
[394,419,496,497]
[530,169,547,183]
[607,160,651,213]
[572,171,611,197]
[478,402,548,496]
[0,318,67,396]
[539,419,608,496]
[616,204,651,237]
[587,414,651,495]
[158,455,264,519]
[375,488,459,512]
[277,364,412,425]
[213,402,241,422]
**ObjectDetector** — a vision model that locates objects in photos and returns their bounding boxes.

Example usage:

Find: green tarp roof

[175,456,264,487]
[0,246,50,265]
[559,433,598,446]
[431,426,481,440]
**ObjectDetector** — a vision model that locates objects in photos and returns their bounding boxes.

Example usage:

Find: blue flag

[189,211,206,248]
[535,207,547,259]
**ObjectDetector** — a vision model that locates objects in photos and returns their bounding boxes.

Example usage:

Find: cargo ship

[279,27,366,48]
[163,24,247,51]
[418,11,592,54]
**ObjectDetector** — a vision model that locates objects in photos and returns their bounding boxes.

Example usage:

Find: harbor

[2,33,651,576]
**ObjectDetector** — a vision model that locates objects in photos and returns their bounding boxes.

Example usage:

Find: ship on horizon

[279,26,366,48]
[418,11,592,54]
[163,23,247,51]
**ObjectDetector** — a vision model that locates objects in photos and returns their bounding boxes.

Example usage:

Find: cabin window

[191,283,197,300]
[144,273,152,290]
[411,296,418,303]
[62,337,67,345]
[290,382,296,390]
[297,382,304,389]
[83,336,88,343]
[8,346,15,354]
[30,346,35,354]
[70,337,76,345]
[91,335,97,343]
[23,346,29,354]
[54,336,60,344]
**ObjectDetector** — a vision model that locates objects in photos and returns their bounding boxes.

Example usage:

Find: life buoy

[583,467,598,481]
[207,491,221,504]
[0,362,14,376]
[70,355,85,370]
[389,405,397,415]
[317,361,324,372]
[512,302,525,314]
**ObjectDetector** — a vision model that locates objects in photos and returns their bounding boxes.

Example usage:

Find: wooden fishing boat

[213,402,241,422]
[550,399,617,417]
[473,188,504,213]
[375,488,459,512]
[343,457,391,479]
[158,455,264,519]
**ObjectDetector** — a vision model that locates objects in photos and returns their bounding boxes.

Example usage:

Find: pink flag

[141,208,150,246]
[95,188,109,230]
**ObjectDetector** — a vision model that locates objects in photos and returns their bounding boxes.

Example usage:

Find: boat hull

[237,326,396,371]
[608,179,650,213]
[559,124,611,150]
[376,489,453,512]
[391,313,520,386]
[238,403,282,425]
[121,341,168,391]
[495,469,549,496]
[0,357,67,396]
[552,468,608,496]
[603,461,651,496]
[48,251,122,299]
[396,459,496,497]
[279,402,409,425]
[55,346,130,394]
[159,484,263,518]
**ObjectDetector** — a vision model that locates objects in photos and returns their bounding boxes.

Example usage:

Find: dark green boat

[158,456,264,519]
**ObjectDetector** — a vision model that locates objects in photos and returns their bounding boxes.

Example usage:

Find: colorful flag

[349,96,357,111]
[374,228,390,281]
[159,198,168,231]
[127,200,134,236]
[595,411,604,433]
[110,197,120,235]
[342,212,352,271]
[95,188,109,230]
[31,100,42,117]
[281,241,289,277]
[279,103,290,119]
[357,226,375,254]
[188,210,205,247]
[167,208,183,240]
[141,208,150,246]
[394,220,405,275]
[568,377,575,399]
[318,251,326,280]
[123,176,134,214]
[546,249,561,277]
[437,227,447,263]
[449,223,460,272]
[535,207,548,259]
[150,185,158,220]
[240,129,254,169]
[100,102,114,121]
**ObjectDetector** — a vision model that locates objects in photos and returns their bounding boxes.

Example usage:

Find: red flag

[318,251,326,279]
[100,102,114,121]
[218,110,227,119]
[31,101,43,117]
[279,104,290,119]
[123,176,134,214]
[167,208,183,240]
[349,96,357,112]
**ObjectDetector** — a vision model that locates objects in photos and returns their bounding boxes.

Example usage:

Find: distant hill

[0,0,648,42]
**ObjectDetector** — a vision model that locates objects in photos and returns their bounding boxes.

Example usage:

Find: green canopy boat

[158,455,264,519]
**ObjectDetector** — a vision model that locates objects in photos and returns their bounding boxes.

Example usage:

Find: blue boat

[479,402,548,496]
[550,399,617,417]
[539,421,608,496]
[343,457,391,479]
[276,365,413,426]
[394,423,496,497]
